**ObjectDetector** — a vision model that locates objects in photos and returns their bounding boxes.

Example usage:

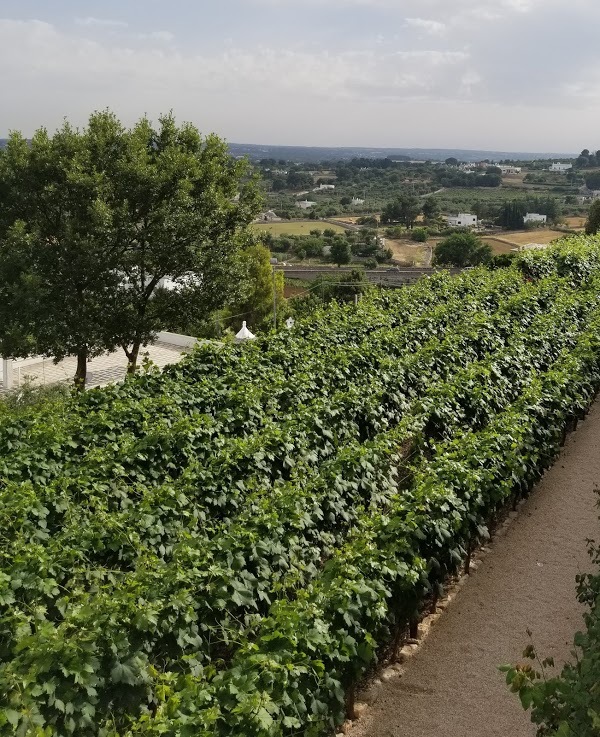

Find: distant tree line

[575,149,600,168]
[263,228,392,267]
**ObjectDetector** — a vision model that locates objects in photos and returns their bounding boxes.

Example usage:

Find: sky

[0,0,598,152]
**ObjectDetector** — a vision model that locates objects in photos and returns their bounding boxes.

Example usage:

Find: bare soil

[350,399,600,737]
[384,239,433,267]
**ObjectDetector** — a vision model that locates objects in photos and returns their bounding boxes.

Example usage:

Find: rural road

[352,399,600,737]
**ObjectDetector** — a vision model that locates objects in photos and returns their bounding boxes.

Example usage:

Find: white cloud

[75,17,128,28]
[138,31,175,43]
[404,18,446,35]
[0,20,474,105]
[3,3,600,151]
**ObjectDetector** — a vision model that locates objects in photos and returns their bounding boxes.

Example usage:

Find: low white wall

[157,331,199,348]
[3,355,51,390]
[2,333,198,389]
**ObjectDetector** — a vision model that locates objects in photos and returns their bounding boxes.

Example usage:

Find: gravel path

[352,400,600,737]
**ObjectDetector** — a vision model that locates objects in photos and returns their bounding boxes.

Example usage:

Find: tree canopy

[585,200,600,235]
[381,193,421,228]
[0,110,262,387]
[585,173,600,191]
[433,232,493,267]
[330,239,352,266]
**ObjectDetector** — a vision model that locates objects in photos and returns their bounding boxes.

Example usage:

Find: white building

[314,184,335,191]
[259,210,280,222]
[296,200,316,209]
[549,162,573,172]
[498,165,522,175]
[523,213,547,224]
[447,213,478,228]
[351,197,365,205]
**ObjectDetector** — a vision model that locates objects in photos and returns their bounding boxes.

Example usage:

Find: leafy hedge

[2,237,600,736]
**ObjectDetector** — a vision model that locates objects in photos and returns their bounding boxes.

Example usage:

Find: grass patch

[252,221,347,236]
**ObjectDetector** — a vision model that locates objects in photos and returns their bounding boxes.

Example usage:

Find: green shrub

[411,227,429,242]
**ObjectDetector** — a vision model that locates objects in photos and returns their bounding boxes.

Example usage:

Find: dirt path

[352,400,600,737]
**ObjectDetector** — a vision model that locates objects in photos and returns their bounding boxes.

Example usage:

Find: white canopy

[235,321,256,342]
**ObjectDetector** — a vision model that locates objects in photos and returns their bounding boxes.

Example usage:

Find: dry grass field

[564,216,586,229]
[252,221,346,236]
[499,229,565,246]
[501,173,527,187]
[384,238,432,266]
[481,237,517,255]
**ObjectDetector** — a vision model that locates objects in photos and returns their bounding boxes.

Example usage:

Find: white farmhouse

[498,165,522,175]
[296,200,316,209]
[351,197,365,205]
[314,184,335,191]
[549,162,573,172]
[523,213,547,224]
[447,213,478,228]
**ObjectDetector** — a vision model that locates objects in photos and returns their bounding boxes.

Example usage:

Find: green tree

[226,244,284,331]
[271,177,287,191]
[0,111,261,387]
[433,232,492,267]
[585,173,600,190]
[330,239,352,266]
[498,200,528,230]
[411,227,429,242]
[287,171,313,189]
[585,200,600,234]
[381,193,421,228]
[0,117,130,388]
[445,157,459,166]
[422,198,440,221]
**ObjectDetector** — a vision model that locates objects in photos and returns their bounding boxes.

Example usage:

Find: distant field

[252,221,347,235]
[481,229,570,255]
[501,173,527,187]
[499,229,566,246]
[434,187,534,204]
[384,238,432,266]
[564,216,586,229]
[329,217,362,225]
[482,238,519,255]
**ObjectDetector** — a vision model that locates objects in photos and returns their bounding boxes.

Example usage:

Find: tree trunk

[74,346,88,391]
[126,342,141,375]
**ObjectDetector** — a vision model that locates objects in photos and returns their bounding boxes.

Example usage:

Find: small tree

[226,244,284,331]
[330,240,352,266]
[381,193,421,228]
[433,232,492,267]
[422,198,440,221]
[585,200,600,235]
[411,227,429,243]
[585,173,600,191]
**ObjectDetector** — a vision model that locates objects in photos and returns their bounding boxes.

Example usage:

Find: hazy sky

[1,0,598,151]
